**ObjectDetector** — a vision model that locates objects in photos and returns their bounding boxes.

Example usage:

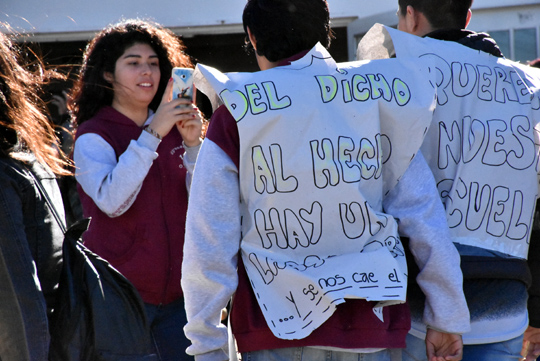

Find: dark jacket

[0,153,64,360]
[426,29,504,57]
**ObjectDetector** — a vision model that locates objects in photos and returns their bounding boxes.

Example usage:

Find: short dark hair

[70,19,192,125]
[398,0,473,30]
[242,0,334,62]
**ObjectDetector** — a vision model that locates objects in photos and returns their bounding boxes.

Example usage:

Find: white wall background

[2,0,540,61]
[1,0,398,37]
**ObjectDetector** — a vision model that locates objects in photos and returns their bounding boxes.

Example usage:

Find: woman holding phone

[70,19,202,360]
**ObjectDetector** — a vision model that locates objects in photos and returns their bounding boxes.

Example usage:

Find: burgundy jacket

[76,106,188,305]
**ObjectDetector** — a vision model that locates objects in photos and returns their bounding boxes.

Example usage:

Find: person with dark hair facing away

[0,24,71,360]
[181,0,470,360]
[528,57,540,361]
[70,19,203,360]
[365,0,540,360]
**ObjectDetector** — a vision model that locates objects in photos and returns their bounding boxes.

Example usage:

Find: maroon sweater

[207,105,411,352]
[76,106,188,305]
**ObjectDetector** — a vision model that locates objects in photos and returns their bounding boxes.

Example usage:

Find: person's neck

[111,102,149,127]
[414,23,434,37]
[256,54,279,70]
[257,49,312,70]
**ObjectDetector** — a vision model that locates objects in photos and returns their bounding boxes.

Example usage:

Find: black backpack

[48,219,158,361]
[31,172,157,360]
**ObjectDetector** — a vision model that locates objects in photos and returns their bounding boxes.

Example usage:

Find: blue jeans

[403,333,525,361]
[144,298,194,361]
[242,347,402,361]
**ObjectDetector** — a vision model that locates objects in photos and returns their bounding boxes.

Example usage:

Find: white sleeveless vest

[194,43,437,339]
[359,25,540,260]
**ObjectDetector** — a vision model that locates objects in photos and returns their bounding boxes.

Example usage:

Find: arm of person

[73,130,160,217]
[181,138,240,361]
[182,140,202,192]
[152,78,203,193]
[383,151,470,359]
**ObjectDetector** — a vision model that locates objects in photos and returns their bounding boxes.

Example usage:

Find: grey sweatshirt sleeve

[73,131,160,217]
[181,139,241,361]
[384,152,471,334]
[183,141,202,192]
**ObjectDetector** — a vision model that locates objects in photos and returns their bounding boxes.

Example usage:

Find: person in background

[181,0,469,360]
[0,23,70,360]
[385,0,540,360]
[70,19,203,360]
[525,58,540,361]
[45,79,84,227]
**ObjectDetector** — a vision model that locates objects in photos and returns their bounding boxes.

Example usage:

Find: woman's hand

[147,78,202,145]
[176,105,203,147]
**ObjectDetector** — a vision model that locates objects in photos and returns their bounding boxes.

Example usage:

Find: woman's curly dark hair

[69,18,193,126]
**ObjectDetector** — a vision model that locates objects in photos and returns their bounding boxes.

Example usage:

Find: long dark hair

[69,19,193,126]
[0,24,69,175]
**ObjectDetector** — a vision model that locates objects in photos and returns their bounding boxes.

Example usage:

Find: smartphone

[172,67,195,106]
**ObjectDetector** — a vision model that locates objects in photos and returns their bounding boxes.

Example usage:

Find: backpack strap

[28,168,67,234]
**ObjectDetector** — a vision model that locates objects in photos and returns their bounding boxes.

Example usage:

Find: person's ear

[406,5,433,36]
[247,27,257,51]
[103,71,114,83]
[465,9,472,28]
[403,5,418,34]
